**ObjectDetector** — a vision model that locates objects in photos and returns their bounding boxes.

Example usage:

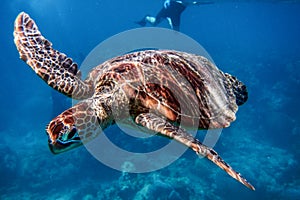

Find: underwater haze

[1,0,300,199]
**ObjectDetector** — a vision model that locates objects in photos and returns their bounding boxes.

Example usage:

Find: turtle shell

[87,50,247,129]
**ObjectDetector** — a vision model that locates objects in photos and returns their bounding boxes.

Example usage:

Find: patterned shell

[86,50,247,129]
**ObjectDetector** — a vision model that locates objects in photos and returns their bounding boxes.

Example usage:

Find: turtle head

[46,101,106,154]
[46,109,82,154]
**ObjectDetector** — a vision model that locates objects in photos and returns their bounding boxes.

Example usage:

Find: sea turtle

[14,12,254,190]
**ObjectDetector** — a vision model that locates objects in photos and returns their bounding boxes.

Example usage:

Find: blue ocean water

[1,0,300,199]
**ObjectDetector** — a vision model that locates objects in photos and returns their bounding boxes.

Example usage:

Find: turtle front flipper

[14,12,93,100]
[135,113,255,191]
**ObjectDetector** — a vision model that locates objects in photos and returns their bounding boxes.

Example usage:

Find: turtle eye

[67,127,77,140]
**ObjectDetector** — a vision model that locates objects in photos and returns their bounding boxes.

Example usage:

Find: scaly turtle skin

[14,12,254,190]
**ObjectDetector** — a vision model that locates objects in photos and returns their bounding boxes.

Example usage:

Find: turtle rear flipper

[14,12,93,100]
[135,113,255,191]
[224,73,248,106]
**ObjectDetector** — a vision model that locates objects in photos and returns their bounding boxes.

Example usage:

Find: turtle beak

[47,126,83,154]
[48,142,61,154]
[48,139,82,154]
[46,114,83,154]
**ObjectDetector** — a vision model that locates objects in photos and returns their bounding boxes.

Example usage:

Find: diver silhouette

[136,0,213,31]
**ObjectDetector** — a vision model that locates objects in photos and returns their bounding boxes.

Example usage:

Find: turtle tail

[224,73,248,106]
